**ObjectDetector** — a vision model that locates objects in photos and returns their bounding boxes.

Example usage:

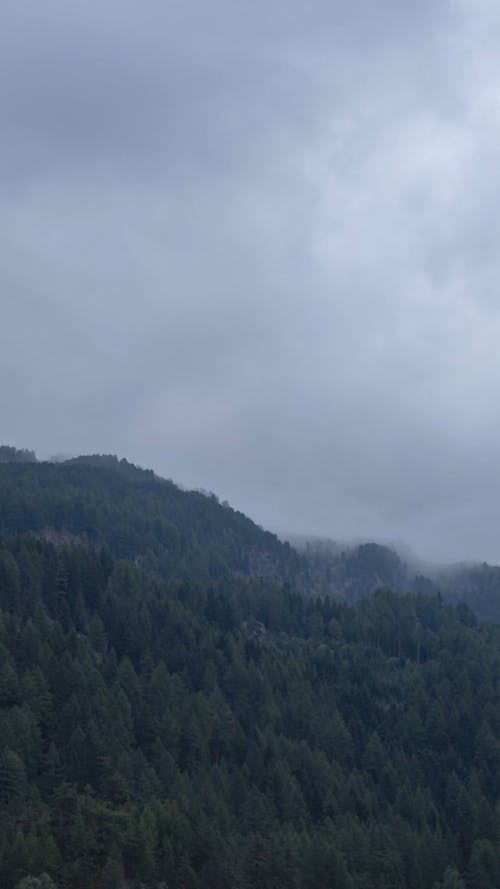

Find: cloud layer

[3,0,500,562]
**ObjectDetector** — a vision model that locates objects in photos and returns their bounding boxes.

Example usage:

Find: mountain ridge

[2,445,500,623]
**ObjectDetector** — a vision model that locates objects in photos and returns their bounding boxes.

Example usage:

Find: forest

[1,449,500,888]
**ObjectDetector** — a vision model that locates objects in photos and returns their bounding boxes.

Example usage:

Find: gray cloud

[3,0,500,562]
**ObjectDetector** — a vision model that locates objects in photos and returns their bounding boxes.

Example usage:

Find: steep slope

[0,454,304,590]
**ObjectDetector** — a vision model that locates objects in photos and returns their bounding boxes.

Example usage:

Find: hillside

[296,538,500,624]
[3,448,500,623]
[0,452,304,591]
[1,449,500,887]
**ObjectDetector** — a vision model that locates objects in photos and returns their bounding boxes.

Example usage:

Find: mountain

[295,537,500,624]
[3,448,500,622]
[0,452,304,591]
[2,448,500,888]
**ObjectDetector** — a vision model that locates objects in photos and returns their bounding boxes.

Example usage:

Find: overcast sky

[3,0,500,563]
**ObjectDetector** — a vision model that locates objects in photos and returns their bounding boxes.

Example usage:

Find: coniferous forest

[2,451,500,888]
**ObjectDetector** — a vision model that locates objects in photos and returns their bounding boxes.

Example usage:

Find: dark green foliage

[0,455,303,589]
[0,535,499,887]
[2,451,500,887]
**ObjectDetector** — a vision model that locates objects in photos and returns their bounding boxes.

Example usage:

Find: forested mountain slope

[1,448,500,888]
[297,538,500,623]
[3,449,500,623]
[0,453,304,590]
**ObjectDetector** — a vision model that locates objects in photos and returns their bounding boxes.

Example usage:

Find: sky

[3,0,500,563]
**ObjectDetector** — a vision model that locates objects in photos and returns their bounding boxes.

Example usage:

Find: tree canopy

[0,451,499,887]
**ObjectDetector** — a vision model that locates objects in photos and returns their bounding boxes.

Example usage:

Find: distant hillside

[299,539,408,600]
[295,538,500,623]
